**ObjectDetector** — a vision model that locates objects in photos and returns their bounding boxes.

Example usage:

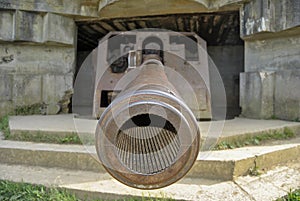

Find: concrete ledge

[8,115,300,145]
[0,138,299,181]
[0,162,299,201]
[9,114,96,136]
[0,140,103,173]
[0,10,75,45]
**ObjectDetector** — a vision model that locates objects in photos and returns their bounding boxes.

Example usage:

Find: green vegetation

[0,103,45,138]
[248,166,262,176]
[5,131,84,145]
[248,159,262,176]
[276,189,300,201]
[0,180,174,201]
[0,180,78,201]
[271,115,278,120]
[14,103,46,116]
[214,128,295,150]
[0,115,10,138]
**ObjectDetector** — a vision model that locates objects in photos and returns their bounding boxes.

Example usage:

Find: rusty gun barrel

[95,56,200,189]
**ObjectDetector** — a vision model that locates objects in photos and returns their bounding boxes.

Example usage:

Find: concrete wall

[240,0,300,121]
[0,0,299,121]
[0,10,76,116]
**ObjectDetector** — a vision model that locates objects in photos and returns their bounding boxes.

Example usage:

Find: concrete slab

[0,138,299,181]
[0,161,299,201]
[9,114,97,137]
[9,115,300,146]
[235,163,300,201]
[0,139,103,172]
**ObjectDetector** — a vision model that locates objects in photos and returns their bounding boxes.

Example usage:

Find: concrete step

[0,161,299,201]
[8,115,300,148]
[0,139,299,181]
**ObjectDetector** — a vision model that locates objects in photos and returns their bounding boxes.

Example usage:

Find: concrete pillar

[240,0,300,120]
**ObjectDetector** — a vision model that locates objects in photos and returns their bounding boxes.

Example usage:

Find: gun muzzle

[95,57,200,189]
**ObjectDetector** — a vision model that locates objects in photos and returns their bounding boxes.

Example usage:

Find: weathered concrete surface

[98,0,248,19]
[241,33,300,120]
[0,0,100,18]
[244,34,300,72]
[0,10,75,44]
[7,115,300,180]
[9,115,300,144]
[0,9,76,117]
[275,70,300,120]
[240,70,300,120]
[241,0,300,38]
[240,0,300,121]
[9,114,95,136]
[240,71,275,119]
[0,139,103,172]
[1,134,299,181]
[0,161,299,201]
[0,43,75,116]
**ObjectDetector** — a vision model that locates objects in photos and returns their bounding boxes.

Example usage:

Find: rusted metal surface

[95,57,200,189]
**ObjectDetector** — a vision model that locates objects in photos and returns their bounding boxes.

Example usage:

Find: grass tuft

[6,131,85,145]
[0,115,10,138]
[0,180,174,201]
[14,103,45,116]
[214,128,295,150]
[276,189,300,201]
[0,180,79,201]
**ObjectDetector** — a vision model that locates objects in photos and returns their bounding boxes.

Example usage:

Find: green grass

[5,131,84,145]
[276,189,300,201]
[214,128,295,150]
[0,180,79,201]
[0,116,10,138]
[14,103,45,116]
[0,180,174,201]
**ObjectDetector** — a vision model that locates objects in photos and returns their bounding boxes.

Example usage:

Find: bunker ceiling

[76,11,243,51]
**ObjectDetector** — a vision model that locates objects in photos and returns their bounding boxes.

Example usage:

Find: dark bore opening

[116,114,180,175]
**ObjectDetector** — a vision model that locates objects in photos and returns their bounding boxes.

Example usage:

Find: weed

[276,189,300,201]
[271,115,278,120]
[248,166,262,176]
[14,103,45,115]
[0,115,10,138]
[6,131,84,145]
[214,128,295,150]
[59,135,82,144]
[248,158,263,177]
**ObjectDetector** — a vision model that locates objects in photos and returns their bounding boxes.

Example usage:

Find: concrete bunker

[75,11,244,119]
